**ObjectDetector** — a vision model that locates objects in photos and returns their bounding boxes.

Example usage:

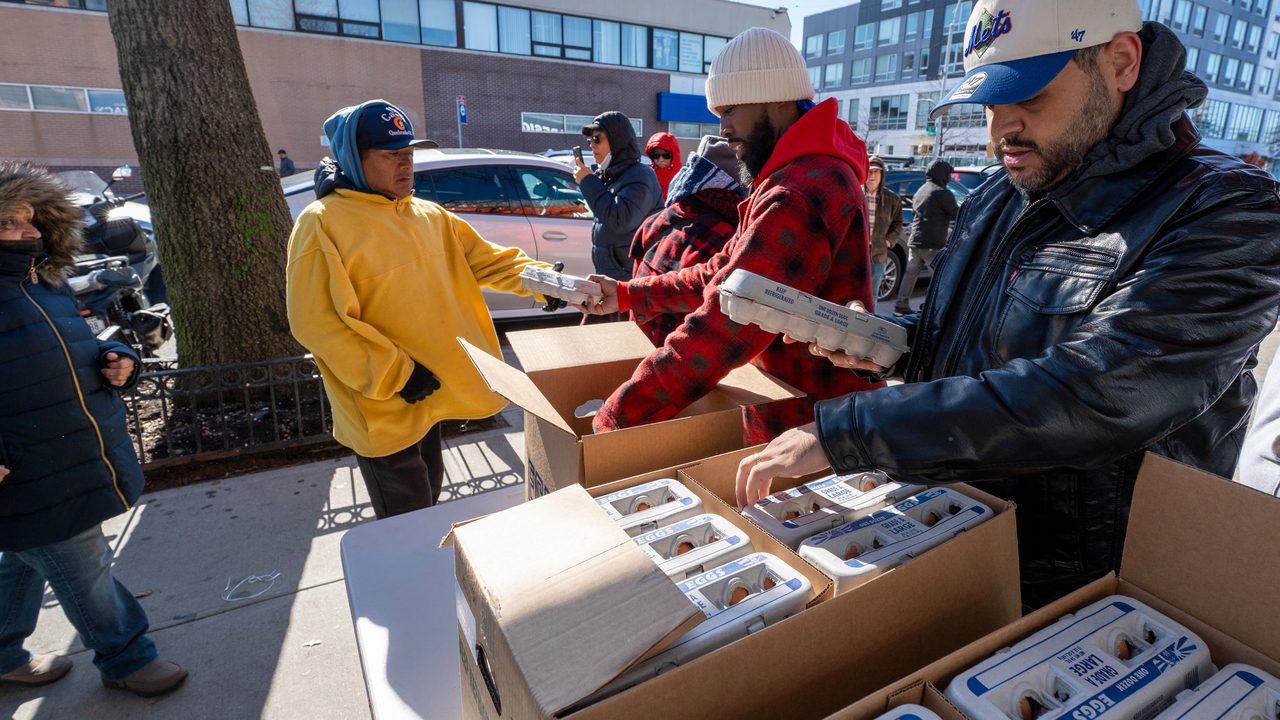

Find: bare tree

[106,0,300,366]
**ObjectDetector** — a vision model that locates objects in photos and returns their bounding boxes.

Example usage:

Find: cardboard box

[460,322,800,499]
[452,446,1023,720]
[827,453,1280,720]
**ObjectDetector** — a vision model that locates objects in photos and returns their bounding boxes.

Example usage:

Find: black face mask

[2,239,45,257]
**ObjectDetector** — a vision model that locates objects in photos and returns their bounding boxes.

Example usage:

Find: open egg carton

[717,269,909,367]
[945,595,1214,720]
[632,512,755,580]
[595,478,704,537]
[798,487,990,595]
[875,706,945,720]
[519,265,602,306]
[742,470,922,549]
[1155,664,1280,720]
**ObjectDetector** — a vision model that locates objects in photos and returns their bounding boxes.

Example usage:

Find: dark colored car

[875,170,972,301]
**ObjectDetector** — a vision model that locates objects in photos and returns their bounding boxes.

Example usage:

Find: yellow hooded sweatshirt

[286,188,549,457]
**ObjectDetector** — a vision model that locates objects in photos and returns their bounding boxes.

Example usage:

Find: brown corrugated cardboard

[459,323,800,499]
[826,452,1280,719]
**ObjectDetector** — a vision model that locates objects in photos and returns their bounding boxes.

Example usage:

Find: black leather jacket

[816,115,1280,607]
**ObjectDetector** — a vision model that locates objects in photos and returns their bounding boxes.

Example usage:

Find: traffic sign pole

[456,94,467,148]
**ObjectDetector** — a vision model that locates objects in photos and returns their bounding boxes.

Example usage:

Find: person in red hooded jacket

[644,132,683,202]
[582,27,880,443]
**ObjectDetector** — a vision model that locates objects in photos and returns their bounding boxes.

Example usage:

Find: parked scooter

[58,166,173,356]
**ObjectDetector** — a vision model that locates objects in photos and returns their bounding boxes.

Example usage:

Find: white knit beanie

[705,27,815,116]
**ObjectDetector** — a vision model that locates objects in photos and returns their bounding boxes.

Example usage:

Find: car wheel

[879,248,904,301]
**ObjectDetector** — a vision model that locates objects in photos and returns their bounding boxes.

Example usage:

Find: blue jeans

[0,525,156,681]
[870,258,888,302]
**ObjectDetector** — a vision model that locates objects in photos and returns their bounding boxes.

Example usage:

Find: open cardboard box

[827,453,1280,719]
[452,445,1023,720]
[459,322,800,499]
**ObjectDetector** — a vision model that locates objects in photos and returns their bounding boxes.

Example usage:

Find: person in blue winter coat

[573,111,662,282]
[0,162,187,697]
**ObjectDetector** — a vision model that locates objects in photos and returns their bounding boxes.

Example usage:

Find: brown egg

[675,541,696,555]
[763,577,776,589]
[1019,695,1043,720]
[783,510,801,520]
[925,511,942,526]
[844,543,862,560]
[635,502,651,512]
[872,538,884,549]
[861,478,879,492]
[1144,628,1157,644]
[1115,638,1135,661]
[948,503,963,515]
[811,502,822,513]
[728,586,751,606]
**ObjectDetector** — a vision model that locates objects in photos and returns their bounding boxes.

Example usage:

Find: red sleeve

[617,281,632,313]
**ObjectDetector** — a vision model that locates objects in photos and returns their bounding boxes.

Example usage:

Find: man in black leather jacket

[736,1,1280,608]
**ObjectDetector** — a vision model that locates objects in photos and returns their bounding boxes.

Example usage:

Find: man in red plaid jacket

[582,27,881,443]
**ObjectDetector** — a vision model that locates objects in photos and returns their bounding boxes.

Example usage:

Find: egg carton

[743,470,922,549]
[717,269,909,367]
[875,706,945,720]
[945,595,1214,720]
[518,265,602,306]
[582,552,810,706]
[798,488,990,595]
[595,478,704,537]
[632,513,755,580]
[1155,664,1280,720]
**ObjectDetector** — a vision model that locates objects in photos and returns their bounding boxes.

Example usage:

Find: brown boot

[0,654,72,687]
[102,658,188,697]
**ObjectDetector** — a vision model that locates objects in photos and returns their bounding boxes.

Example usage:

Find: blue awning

[657,92,718,125]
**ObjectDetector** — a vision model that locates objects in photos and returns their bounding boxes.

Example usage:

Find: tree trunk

[106,0,300,366]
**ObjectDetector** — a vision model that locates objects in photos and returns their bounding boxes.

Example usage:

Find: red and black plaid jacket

[628,187,741,347]
[595,99,882,442]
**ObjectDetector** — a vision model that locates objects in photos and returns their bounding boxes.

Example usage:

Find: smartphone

[573,146,585,163]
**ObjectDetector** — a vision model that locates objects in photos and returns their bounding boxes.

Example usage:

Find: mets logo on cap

[965,7,1013,60]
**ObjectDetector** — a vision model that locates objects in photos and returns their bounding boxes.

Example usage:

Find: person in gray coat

[574,111,662,281]
[894,159,958,315]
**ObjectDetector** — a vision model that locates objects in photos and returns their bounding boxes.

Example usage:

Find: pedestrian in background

[893,159,956,316]
[0,161,188,697]
[574,111,662,282]
[287,100,560,518]
[864,156,903,302]
[629,134,746,346]
[644,131,682,203]
[277,148,295,177]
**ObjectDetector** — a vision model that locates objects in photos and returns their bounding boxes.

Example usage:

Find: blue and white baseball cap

[931,0,1142,118]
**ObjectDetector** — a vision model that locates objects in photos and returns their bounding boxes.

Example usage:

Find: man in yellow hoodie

[286,100,557,518]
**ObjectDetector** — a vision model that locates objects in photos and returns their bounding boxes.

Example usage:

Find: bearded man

[735,0,1280,608]
[581,26,881,443]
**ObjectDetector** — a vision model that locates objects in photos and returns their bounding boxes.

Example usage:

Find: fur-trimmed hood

[0,161,84,283]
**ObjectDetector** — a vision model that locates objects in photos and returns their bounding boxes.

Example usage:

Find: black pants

[355,425,444,519]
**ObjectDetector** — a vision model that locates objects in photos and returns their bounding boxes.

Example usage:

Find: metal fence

[123,355,335,468]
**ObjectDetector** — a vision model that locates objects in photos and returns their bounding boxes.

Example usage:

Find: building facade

[0,0,787,185]
[803,0,1280,170]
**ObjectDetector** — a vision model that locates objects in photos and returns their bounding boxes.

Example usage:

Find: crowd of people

[4,0,1280,702]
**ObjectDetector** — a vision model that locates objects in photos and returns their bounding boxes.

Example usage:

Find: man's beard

[997,68,1116,194]
[738,115,779,186]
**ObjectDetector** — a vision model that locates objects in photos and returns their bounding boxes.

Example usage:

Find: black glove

[400,362,440,404]
[542,261,568,312]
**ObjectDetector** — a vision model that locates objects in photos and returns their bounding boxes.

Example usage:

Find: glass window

[297,0,337,16]
[463,2,497,51]
[532,12,560,44]
[902,51,915,77]
[1231,18,1247,48]
[231,0,250,25]
[30,86,87,112]
[593,20,619,64]
[298,16,339,33]
[1248,24,1262,52]
[87,89,127,114]
[874,53,898,81]
[808,66,821,88]
[498,6,531,54]
[879,16,902,45]
[381,0,419,42]
[563,16,591,59]
[1192,98,1228,137]
[921,49,929,71]
[1224,57,1239,85]
[1191,4,1206,34]
[827,30,845,54]
[1268,31,1280,58]
[421,0,457,46]
[1185,46,1199,73]
[1172,0,1191,29]
[421,166,521,215]
[922,9,934,39]
[1263,111,1280,145]
[851,58,871,84]
[703,36,726,73]
[945,1,973,33]
[621,24,647,67]
[1227,104,1263,141]
[942,40,964,75]
[0,84,30,110]
[247,0,293,29]
[869,94,910,130]
[906,12,920,39]
[1260,66,1274,94]
[679,32,704,74]
[847,98,859,129]
[915,92,937,129]
[883,0,903,8]
[653,28,678,71]
[1206,52,1221,82]
[824,62,843,88]
[512,166,591,219]
[854,23,875,50]
[1213,13,1229,43]
[805,35,823,58]
[1240,62,1254,89]
[338,0,377,22]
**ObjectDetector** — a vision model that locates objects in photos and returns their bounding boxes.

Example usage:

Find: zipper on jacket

[27,258,38,284]
[19,279,129,511]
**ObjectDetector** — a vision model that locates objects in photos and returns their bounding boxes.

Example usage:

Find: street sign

[457,95,468,126]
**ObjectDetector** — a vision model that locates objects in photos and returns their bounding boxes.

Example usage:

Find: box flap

[506,323,656,374]
[715,363,803,404]
[459,337,574,435]
[452,485,701,715]
[1123,453,1280,664]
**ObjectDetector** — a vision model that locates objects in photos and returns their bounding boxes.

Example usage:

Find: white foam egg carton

[717,269,909,367]
[743,471,922,549]
[595,478,704,537]
[584,552,810,705]
[798,487,990,595]
[875,706,945,720]
[1155,664,1280,720]
[519,265,602,306]
[945,595,1214,720]
[632,513,754,580]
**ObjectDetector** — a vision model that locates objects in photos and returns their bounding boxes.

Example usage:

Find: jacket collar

[755,99,869,186]
[0,250,37,287]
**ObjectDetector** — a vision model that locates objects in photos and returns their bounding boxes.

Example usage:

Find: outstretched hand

[781,300,889,372]
[579,274,619,315]
[734,423,832,508]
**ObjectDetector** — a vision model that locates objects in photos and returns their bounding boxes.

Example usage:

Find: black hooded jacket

[814,24,1280,607]
[907,160,958,249]
[578,112,662,281]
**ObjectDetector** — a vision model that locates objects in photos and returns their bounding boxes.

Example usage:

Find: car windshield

[56,170,109,196]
